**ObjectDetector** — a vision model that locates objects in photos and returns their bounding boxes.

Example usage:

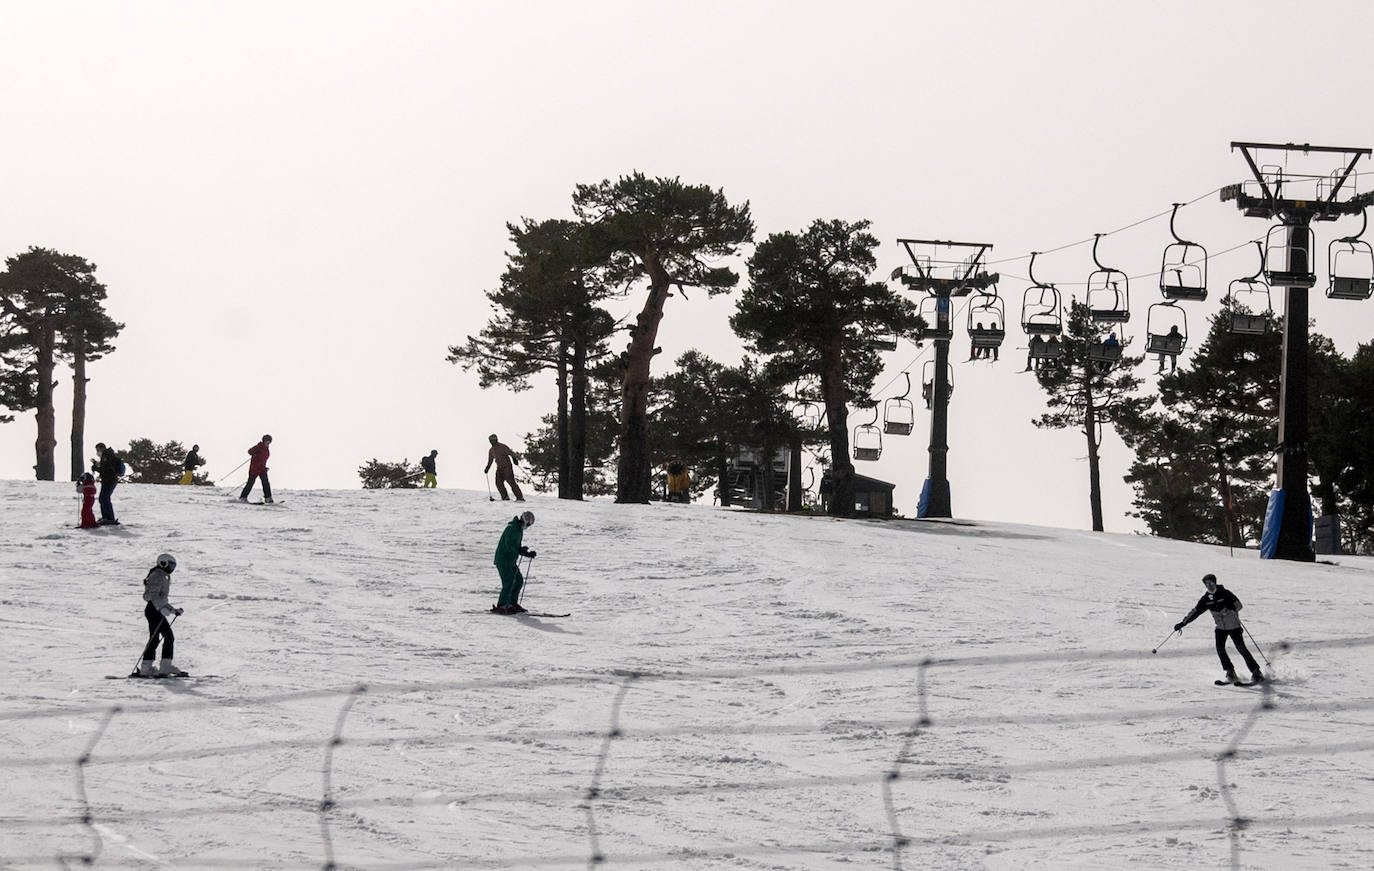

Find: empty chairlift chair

[1159,203,1208,301]
[853,407,883,461]
[1264,223,1317,288]
[1226,242,1274,336]
[883,373,916,436]
[1328,209,1374,300]
[1086,234,1131,323]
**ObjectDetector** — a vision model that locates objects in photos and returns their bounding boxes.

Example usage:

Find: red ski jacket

[248,441,270,475]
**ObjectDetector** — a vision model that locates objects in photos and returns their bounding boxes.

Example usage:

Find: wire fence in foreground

[3,635,1373,870]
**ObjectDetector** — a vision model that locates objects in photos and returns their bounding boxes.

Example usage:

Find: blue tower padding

[1261,489,1314,559]
[1260,490,1284,558]
[916,478,950,519]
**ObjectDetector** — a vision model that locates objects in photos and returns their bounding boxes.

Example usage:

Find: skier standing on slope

[92,442,124,524]
[137,553,187,677]
[77,472,99,529]
[492,510,536,614]
[239,434,273,503]
[1173,573,1264,685]
[484,434,524,501]
[179,444,205,485]
[421,449,438,488]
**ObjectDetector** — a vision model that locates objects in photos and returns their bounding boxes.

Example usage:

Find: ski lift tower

[892,239,997,518]
[1221,141,1374,561]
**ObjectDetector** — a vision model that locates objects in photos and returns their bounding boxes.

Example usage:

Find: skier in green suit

[492,510,536,614]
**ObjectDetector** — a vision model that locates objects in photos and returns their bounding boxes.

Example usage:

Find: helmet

[80,472,94,483]
[157,553,177,572]
[489,434,498,443]
[520,510,535,528]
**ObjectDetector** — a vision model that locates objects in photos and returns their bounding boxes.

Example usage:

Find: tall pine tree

[0,248,118,481]
[448,219,614,500]
[572,174,754,504]
[731,219,922,517]
[1030,301,1148,532]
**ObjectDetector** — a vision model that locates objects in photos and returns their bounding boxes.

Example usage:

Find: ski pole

[1240,620,1271,667]
[129,612,178,675]
[211,457,250,486]
[485,471,495,502]
[518,555,535,605]
[1151,627,1179,654]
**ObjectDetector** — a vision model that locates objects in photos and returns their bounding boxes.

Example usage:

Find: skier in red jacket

[77,472,99,528]
[239,434,274,503]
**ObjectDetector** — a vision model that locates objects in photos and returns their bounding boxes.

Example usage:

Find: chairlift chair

[1328,209,1374,300]
[920,360,954,407]
[1159,203,1208,301]
[1020,254,1063,338]
[1086,332,1124,369]
[853,407,883,461]
[967,292,1006,353]
[883,373,916,436]
[915,295,953,342]
[1086,234,1131,322]
[1144,301,1187,360]
[1226,242,1274,335]
[1263,223,1316,288]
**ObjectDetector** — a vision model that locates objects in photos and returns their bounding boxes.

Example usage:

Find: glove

[175,608,184,616]
[527,550,536,559]
[519,547,536,558]
[1173,622,1183,632]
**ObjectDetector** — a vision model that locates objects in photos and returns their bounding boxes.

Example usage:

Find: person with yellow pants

[178,444,205,485]
[421,449,438,488]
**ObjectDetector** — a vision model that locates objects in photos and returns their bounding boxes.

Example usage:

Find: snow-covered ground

[2,479,1373,870]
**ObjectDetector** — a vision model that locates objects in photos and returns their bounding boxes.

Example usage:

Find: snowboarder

[421,449,438,488]
[492,510,536,614]
[1173,572,1264,685]
[137,553,187,677]
[92,442,124,525]
[179,444,205,485]
[484,434,524,501]
[239,435,273,503]
[77,472,99,529]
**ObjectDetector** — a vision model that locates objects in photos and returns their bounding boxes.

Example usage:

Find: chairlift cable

[986,186,1225,266]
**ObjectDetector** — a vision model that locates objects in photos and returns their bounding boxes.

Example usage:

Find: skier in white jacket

[138,553,187,677]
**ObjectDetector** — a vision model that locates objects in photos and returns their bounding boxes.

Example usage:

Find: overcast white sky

[2,1,1372,532]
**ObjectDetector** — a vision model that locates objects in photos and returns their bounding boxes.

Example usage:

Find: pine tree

[521,358,621,497]
[123,438,208,485]
[1310,339,1374,553]
[1030,301,1148,532]
[448,219,614,500]
[1116,311,1282,545]
[731,219,922,517]
[0,248,118,481]
[358,459,423,489]
[572,174,754,504]
[62,275,123,481]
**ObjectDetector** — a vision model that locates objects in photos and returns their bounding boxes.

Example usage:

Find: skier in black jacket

[92,442,123,525]
[1174,573,1264,685]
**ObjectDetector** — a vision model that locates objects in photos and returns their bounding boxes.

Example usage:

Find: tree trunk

[615,257,671,503]
[787,441,803,512]
[33,326,57,481]
[1085,398,1104,533]
[715,451,731,507]
[567,338,588,501]
[70,344,88,481]
[556,338,570,499]
[820,337,854,517]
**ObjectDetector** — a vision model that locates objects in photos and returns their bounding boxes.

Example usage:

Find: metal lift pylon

[1221,141,1374,561]
[892,239,997,518]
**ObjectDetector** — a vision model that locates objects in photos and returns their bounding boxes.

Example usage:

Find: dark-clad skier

[1174,573,1264,685]
[492,510,536,614]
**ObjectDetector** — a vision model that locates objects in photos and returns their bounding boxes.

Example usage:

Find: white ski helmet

[520,510,535,528]
[156,553,177,572]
